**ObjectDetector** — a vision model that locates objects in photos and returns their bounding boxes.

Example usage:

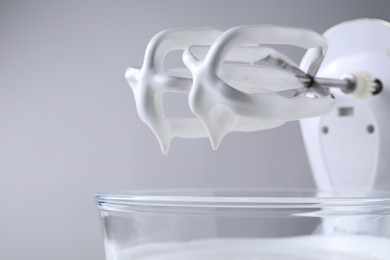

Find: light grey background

[0,1,389,260]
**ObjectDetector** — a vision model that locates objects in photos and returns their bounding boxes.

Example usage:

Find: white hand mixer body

[125,19,388,191]
[300,18,390,191]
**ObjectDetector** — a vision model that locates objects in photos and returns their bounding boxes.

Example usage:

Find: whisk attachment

[184,25,333,149]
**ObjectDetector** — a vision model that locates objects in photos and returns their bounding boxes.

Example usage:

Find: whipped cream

[106,236,390,260]
[126,26,334,153]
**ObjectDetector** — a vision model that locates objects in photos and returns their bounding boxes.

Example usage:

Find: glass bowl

[95,189,390,260]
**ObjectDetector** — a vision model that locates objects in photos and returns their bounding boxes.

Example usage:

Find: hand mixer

[125,18,390,191]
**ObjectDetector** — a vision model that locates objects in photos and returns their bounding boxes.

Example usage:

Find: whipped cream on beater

[125,26,334,154]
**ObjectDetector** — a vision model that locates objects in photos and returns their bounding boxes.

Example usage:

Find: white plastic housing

[300,19,390,191]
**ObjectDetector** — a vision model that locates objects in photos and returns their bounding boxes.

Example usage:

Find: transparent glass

[95,189,390,260]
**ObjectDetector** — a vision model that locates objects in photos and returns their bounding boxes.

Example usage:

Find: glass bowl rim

[95,188,390,210]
